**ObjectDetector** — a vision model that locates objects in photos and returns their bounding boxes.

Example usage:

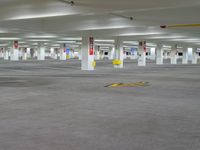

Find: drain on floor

[105,81,150,87]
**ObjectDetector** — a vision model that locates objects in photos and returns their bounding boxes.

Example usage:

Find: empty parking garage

[0,1,200,150]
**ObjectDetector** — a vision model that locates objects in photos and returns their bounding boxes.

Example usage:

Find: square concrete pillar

[138,41,146,66]
[37,42,45,60]
[10,41,19,61]
[156,44,163,65]
[94,45,100,60]
[170,45,178,64]
[109,47,115,60]
[192,47,198,64]
[182,46,188,64]
[114,37,124,68]
[22,48,28,61]
[60,44,67,60]
[81,36,95,71]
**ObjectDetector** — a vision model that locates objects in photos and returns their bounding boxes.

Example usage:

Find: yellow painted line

[169,24,200,28]
[161,24,200,28]
[105,82,150,88]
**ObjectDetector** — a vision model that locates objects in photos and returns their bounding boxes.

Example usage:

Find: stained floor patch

[0,78,50,87]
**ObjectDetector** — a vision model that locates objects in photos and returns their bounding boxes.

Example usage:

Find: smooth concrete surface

[0,59,200,150]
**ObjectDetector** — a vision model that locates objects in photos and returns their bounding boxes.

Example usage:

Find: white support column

[130,48,138,60]
[78,48,82,60]
[182,46,188,64]
[3,48,9,60]
[49,48,54,59]
[170,45,178,64]
[163,51,168,59]
[10,41,19,61]
[27,48,31,59]
[150,48,156,60]
[114,37,124,68]
[94,45,100,60]
[138,41,146,66]
[55,48,59,60]
[30,48,35,59]
[0,48,3,58]
[81,36,95,71]
[124,51,127,59]
[100,50,104,60]
[37,42,45,60]
[109,47,115,60]
[22,48,28,60]
[60,44,66,60]
[192,47,198,64]
[156,44,163,65]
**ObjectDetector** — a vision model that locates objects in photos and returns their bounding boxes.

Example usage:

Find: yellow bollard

[112,59,122,65]
[92,61,96,68]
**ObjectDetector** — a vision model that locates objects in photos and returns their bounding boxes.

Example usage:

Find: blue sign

[131,48,137,52]
[66,48,70,55]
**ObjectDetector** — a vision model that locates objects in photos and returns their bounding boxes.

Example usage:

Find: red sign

[13,41,18,49]
[139,41,146,52]
[144,41,147,52]
[89,37,94,55]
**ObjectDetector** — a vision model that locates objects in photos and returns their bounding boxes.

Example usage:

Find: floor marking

[105,82,150,87]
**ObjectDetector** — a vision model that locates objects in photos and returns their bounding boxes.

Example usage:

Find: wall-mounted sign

[144,41,147,52]
[131,48,137,52]
[13,41,18,49]
[139,41,146,52]
[89,37,94,55]
[66,48,70,55]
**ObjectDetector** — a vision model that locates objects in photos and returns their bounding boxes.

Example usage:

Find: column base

[138,58,146,66]
[81,55,95,71]
[22,53,27,61]
[182,59,188,64]
[156,58,163,65]
[114,64,123,68]
[171,57,177,64]
[10,50,19,61]
[192,55,198,64]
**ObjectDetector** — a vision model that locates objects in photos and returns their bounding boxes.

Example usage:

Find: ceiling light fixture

[58,0,134,21]
[109,13,134,21]
[0,37,21,40]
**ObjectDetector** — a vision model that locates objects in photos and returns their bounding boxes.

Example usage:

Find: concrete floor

[0,59,200,150]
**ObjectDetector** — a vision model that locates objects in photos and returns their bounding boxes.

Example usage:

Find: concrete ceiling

[0,0,200,47]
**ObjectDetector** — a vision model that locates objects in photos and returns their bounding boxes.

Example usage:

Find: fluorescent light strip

[28,39,51,42]
[26,35,58,38]
[124,41,139,45]
[95,43,114,46]
[56,41,77,44]
[61,37,82,41]
[0,37,21,40]
[120,32,162,36]
[95,39,114,43]
[9,12,74,20]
